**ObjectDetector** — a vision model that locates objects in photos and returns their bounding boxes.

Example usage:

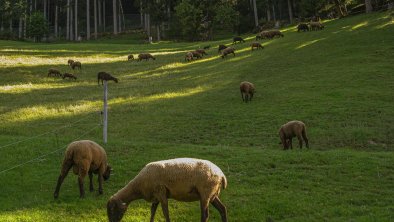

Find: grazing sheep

[71,61,82,70]
[218,44,228,53]
[97,72,119,85]
[191,51,203,59]
[203,45,211,50]
[185,52,194,62]
[260,30,283,39]
[67,59,75,67]
[54,140,112,199]
[127,55,134,61]
[251,42,264,51]
[279,120,309,150]
[297,23,310,32]
[195,49,207,56]
[233,36,245,44]
[240,81,255,102]
[138,53,156,61]
[48,68,62,77]
[221,47,235,59]
[107,158,228,222]
[309,22,324,31]
[62,73,77,80]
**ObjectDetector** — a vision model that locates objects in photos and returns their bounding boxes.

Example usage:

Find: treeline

[0,0,392,42]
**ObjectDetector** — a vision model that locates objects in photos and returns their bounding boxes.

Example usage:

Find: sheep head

[103,165,112,181]
[113,78,119,83]
[107,197,127,222]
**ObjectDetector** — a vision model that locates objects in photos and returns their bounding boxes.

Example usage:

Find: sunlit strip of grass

[0,83,80,94]
[351,21,369,30]
[295,38,326,50]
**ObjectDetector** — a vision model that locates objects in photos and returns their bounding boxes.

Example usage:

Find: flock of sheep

[47,25,323,221]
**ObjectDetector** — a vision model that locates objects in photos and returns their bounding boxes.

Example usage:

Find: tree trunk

[103,0,106,32]
[334,0,345,17]
[140,1,143,27]
[44,0,47,19]
[67,0,70,40]
[119,0,125,31]
[365,0,373,13]
[272,4,276,21]
[112,0,117,34]
[287,0,293,23]
[94,0,98,39]
[98,0,102,29]
[87,0,90,40]
[252,0,259,27]
[70,6,74,40]
[75,0,78,40]
[9,19,12,32]
[19,17,23,39]
[55,4,58,38]
[118,0,121,32]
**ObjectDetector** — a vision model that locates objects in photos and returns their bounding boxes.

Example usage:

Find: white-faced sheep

[107,158,228,222]
[251,42,264,51]
[48,68,62,77]
[240,81,255,102]
[62,73,77,80]
[54,140,112,199]
[138,53,156,61]
[185,52,194,62]
[97,72,119,85]
[71,61,82,70]
[221,47,235,59]
[279,120,309,150]
[128,55,134,61]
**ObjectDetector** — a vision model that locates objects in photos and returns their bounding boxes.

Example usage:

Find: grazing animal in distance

[279,120,309,150]
[107,158,228,222]
[137,53,156,61]
[54,140,112,199]
[191,51,202,59]
[218,44,228,53]
[127,55,134,61]
[48,68,62,77]
[297,23,310,32]
[233,36,245,44]
[62,73,77,80]
[309,22,324,31]
[185,52,194,62]
[97,72,119,85]
[195,49,207,56]
[71,61,82,70]
[67,59,75,67]
[240,81,255,102]
[221,47,235,58]
[251,42,264,51]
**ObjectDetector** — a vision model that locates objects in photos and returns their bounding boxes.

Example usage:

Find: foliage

[27,12,48,42]
[174,0,203,40]
[213,2,240,31]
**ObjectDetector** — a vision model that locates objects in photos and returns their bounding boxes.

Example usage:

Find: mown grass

[0,12,393,221]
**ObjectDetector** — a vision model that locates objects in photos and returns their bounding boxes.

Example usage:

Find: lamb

[278,120,309,150]
[297,23,310,32]
[62,73,77,80]
[233,36,245,44]
[97,72,119,85]
[195,49,207,56]
[191,51,203,59]
[221,47,235,58]
[127,55,134,61]
[240,81,255,102]
[48,68,62,77]
[309,22,324,31]
[185,52,194,62]
[107,158,227,222]
[71,61,82,70]
[67,59,75,67]
[251,42,264,51]
[54,140,112,199]
[218,44,228,53]
[138,53,156,61]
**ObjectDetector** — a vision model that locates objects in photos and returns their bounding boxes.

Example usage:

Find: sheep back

[279,120,305,138]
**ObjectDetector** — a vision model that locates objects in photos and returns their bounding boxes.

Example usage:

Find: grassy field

[0,12,393,221]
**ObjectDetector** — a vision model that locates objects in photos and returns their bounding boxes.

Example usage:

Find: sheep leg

[150,202,159,222]
[200,199,210,222]
[289,138,293,149]
[159,199,170,222]
[78,169,88,198]
[211,197,228,222]
[297,135,303,149]
[89,171,94,192]
[54,160,73,199]
[302,129,309,148]
[98,174,104,194]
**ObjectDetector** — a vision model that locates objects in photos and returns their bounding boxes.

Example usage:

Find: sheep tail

[221,176,227,190]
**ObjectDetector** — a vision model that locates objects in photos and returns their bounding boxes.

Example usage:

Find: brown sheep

[279,120,309,150]
[191,51,202,59]
[185,52,194,62]
[240,81,255,102]
[67,59,75,67]
[309,22,324,31]
[54,140,112,199]
[71,61,82,70]
[137,53,156,61]
[195,49,207,56]
[48,68,62,77]
[127,55,134,61]
[98,72,119,85]
[218,44,228,53]
[62,73,77,80]
[251,42,264,51]
[221,47,235,59]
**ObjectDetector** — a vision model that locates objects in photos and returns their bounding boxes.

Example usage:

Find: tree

[174,0,203,40]
[112,0,117,34]
[87,0,90,40]
[27,11,48,41]
[365,0,373,13]
[287,0,293,23]
[75,0,78,40]
[66,0,70,40]
[252,0,258,27]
